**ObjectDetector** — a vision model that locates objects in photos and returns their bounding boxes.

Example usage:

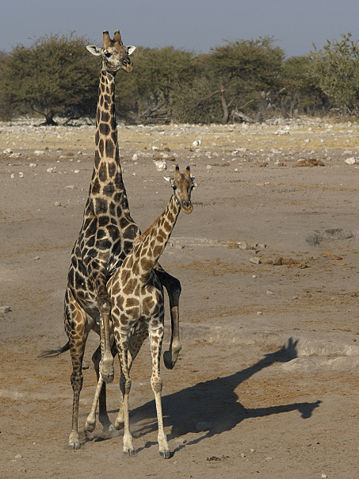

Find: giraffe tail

[38,341,70,358]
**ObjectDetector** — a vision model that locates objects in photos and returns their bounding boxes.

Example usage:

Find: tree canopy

[1,32,359,123]
[0,34,98,124]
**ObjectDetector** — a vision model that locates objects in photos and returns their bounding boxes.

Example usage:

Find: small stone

[257,311,263,316]
[249,257,261,265]
[192,139,201,147]
[132,153,138,161]
[10,173,15,179]
[265,456,273,461]
[15,454,22,459]
[34,150,45,156]
[65,185,75,189]
[54,201,62,207]
[0,306,11,314]
[29,163,37,168]
[238,241,248,250]
[74,169,80,174]
[321,475,327,479]
[344,157,356,165]
[46,167,56,173]
[252,275,257,279]
[33,256,40,261]
[266,289,275,295]
[18,172,24,178]
[250,448,255,453]
[153,159,167,171]
[3,148,13,154]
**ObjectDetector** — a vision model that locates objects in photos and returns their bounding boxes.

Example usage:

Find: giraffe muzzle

[182,201,193,214]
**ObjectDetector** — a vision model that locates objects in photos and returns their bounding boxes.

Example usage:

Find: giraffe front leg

[114,327,148,431]
[85,373,103,435]
[90,345,115,432]
[149,319,171,459]
[116,331,135,455]
[156,270,182,369]
[99,298,114,384]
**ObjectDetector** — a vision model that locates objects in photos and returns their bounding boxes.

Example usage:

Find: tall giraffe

[43,30,183,450]
[86,166,195,458]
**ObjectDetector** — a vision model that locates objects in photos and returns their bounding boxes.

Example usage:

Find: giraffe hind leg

[66,289,88,449]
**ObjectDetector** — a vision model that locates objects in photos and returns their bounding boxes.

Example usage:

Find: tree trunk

[219,83,229,124]
[43,110,58,126]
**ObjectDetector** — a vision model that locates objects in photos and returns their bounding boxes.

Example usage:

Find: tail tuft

[38,341,70,359]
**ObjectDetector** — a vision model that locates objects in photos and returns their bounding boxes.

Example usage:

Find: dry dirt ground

[1,118,359,478]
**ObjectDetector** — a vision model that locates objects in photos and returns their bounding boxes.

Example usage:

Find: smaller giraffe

[85,166,195,458]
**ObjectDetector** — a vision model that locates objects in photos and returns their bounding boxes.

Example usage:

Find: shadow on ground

[110,337,321,454]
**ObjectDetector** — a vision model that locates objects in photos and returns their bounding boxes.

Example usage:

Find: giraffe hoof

[123,448,136,457]
[68,432,81,450]
[159,449,172,459]
[114,419,124,430]
[163,351,175,369]
[84,419,96,433]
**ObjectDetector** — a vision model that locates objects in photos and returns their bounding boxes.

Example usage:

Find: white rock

[192,139,201,147]
[153,159,167,171]
[132,153,138,162]
[46,167,56,173]
[74,169,80,174]
[29,163,37,168]
[10,173,15,179]
[34,150,45,156]
[65,185,75,189]
[249,257,261,265]
[151,146,159,151]
[18,172,24,178]
[344,157,357,165]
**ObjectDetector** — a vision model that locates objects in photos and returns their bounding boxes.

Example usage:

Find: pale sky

[1,0,359,57]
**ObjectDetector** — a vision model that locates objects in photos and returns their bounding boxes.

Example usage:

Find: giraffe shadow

[126,337,321,454]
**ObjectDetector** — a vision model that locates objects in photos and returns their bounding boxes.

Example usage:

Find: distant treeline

[0,32,358,125]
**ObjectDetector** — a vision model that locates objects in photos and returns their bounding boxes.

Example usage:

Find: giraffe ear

[86,45,103,56]
[127,46,136,56]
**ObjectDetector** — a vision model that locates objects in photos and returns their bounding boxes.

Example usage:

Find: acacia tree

[0,34,98,124]
[311,33,359,114]
[116,46,196,123]
[280,56,328,117]
[173,37,284,123]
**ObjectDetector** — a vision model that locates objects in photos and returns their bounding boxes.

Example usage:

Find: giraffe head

[86,30,136,73]
[168,166,195,214]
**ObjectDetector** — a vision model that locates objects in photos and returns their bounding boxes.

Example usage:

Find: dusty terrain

[1,117,359,478]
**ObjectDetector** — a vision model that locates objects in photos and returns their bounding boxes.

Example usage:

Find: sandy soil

[1,117,359,478]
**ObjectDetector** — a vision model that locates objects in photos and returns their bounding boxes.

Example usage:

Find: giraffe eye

[104,51,112,58]
[122,58,129,65]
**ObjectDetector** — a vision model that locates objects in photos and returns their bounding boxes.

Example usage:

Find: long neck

[135,194,181,277]
[87,70,130,214]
